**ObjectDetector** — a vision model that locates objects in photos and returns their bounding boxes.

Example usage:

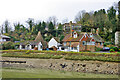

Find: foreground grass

[2,68,118,78]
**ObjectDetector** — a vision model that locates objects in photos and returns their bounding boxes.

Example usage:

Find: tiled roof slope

[62,33,84,42]
[92,34,104,42]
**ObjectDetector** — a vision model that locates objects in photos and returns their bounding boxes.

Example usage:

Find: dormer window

[90,33,93,37]
[73,32,77,38]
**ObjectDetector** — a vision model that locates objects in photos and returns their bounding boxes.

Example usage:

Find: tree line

[1,1,120,43]
[75,1,120,42]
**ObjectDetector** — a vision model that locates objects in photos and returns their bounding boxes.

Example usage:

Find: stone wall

[1,57,119,75]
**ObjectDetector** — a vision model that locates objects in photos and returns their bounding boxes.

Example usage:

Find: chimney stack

[70,21,72,37]
[96,28,99,35]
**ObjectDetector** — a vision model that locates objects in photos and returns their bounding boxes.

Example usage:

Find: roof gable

[35,31,44,42]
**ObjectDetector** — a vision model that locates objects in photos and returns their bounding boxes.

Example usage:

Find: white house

[48,37,60,50]
[0,34,10,42]
[18,31,47,50]
[19,41,43,50]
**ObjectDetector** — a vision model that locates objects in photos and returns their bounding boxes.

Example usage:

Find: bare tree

[62,18,68,24]
[74,10,86,22]
[48,16,58,26]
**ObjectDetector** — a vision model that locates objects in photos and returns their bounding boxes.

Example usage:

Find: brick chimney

[70,21,73,37]
[96,28,99,35]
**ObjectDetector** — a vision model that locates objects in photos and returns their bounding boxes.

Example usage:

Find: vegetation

[3,68,118,78]
[75,1,119,43]
[1,1,119,44]
[95,47,103,52]
[2,50,120,62]
[2,41,15,50]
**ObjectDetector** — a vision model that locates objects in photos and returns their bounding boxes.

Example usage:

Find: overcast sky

[0,0,119,27]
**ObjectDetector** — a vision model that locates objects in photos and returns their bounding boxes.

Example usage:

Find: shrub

[2,41,15,50]
[110,47,119,51]
[25,50,31,54]
[95,47,103,51]
[109,49,115,52]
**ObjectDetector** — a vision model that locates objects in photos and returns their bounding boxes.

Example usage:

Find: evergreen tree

[37,22,41,31]
[26,18,34,32]
[48,22,54,32]
[4,20,9,33]
[118,1,120,31]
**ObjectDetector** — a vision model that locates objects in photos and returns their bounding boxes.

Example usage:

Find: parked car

[103,47,110,51]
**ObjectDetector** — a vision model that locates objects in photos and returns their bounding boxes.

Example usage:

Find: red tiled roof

[62,33,84,42]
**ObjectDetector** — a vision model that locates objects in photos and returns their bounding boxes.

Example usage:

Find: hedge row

[2,52,120,62]
[2,53,63,59]
[1,50,120,58]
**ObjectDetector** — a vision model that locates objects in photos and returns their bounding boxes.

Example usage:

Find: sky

[0,0,119,27]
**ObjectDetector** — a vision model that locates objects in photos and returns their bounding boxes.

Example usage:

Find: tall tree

[1,26,4,34]
[48,22,54,32]
[26,18,34,32]
[3,20,10,33]
[41,21,46,30]
[118,1,120,31]
[14,22,21,31]
[37,21,41,31]
[107,6,117,41]
[48,16,58,26]
[74,10,86,23]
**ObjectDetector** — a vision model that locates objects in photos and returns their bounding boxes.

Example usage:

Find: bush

[110,47,119,51]
[25,50,31,54]
[95,47,103,51]
[109,49,115,52]
[2,41,15,50]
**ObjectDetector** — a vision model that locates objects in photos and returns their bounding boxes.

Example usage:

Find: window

[61,48,64,50]
[22,45,25,49]
[72,47,73,50]
[90,34,93,37]
[74,47,77,50]
[73,32,77,38]
[69,42,71,45]
[41,45,43,48]
[32,45,35,49]
[83,41,86,45]
[100,42,103,45]
[64,42,66,46]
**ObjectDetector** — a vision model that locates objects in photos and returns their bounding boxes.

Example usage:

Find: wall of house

[48,38,58,48]
[79,42,86,51]
[38,42,42,50]
[62,42,79,52]
[79,42,95,52]
[2,57,119,75]
[115,31,120,46]
[95,42,103,48]
[0,38,6,42]
[86,45,95,52]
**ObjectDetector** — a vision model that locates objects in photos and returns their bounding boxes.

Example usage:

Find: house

[62,31,104,52]
[115,31,120,47]
[19,31,47,50]
[63,21,82,34]
[48,37,60,51]
[0,34,10,42]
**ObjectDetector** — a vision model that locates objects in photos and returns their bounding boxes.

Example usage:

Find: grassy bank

[1,50,120,62]
[2,68,118,78]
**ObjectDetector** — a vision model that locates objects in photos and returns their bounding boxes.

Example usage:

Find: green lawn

[2,68,118,78]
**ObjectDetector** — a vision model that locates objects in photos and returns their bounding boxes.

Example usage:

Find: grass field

[2,68,119,78]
